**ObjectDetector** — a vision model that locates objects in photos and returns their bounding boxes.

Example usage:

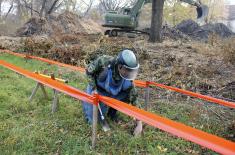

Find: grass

[0,53,233,154]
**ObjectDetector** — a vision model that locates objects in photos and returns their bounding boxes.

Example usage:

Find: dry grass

[221,37,235,65]
[22,36,54,55]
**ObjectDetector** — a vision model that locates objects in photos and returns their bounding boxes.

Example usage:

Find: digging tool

[98,103,110,132]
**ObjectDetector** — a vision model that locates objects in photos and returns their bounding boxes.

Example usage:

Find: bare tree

[81,0,94,16]
[0,0,3,18]
[47,0,61,15]
[39,0,47,17]
[5,0,14,19]
[149,0,165,42]
[19,0,62,18]
[21,0,40,15]
[63,0,77,11]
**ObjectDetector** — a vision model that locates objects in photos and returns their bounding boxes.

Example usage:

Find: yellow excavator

[102,0,209,36]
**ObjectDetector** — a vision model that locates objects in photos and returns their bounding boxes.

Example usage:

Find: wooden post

[144,82,150,111]
[39,83,48,100]
[29,83,48,103]
[29,83,40,102]
[92,104,98,149]
[92,93,99,149]
[52,89,59,113]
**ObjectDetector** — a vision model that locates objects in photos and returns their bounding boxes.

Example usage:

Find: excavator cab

[123,8,131,15]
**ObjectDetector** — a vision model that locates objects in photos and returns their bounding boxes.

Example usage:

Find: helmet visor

[118,64,139,80]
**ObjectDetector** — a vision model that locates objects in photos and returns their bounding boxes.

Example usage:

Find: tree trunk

[16,0,23,24]
[5,1,14,19]
[173,3,176,26]
[0,0,3,18]
[47,0,59,15]
[149,0,165,43]
[31,0,33,17]
[40,0,47,17]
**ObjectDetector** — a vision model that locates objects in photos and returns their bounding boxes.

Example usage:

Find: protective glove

[91,89,97,95]
[133,120,143,137]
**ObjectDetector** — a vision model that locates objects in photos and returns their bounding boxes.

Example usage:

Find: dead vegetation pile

[221,37,235,65]
[16,11,103,37]
[1,34,234,101]
[17,34,101,67]
[0,36,23,51]
[134,39,235,100]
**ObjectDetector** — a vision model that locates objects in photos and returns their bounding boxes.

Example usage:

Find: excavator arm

[180,0,201,7]
[180,0,209,24]
[102,0,209,36]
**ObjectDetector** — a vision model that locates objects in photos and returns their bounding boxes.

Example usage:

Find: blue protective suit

[82,66,132,123]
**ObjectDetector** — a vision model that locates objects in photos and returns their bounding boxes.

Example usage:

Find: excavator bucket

[196,4,209,24]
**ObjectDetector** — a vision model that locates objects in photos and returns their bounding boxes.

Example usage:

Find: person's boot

[133,121,143,136]
[107,108,118,121]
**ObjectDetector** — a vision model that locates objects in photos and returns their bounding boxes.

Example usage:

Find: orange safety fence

[2,49,235,109]
[2,50,86,72]
[0,60,94,104]
[0,60,235,155]
[147,81,235,109]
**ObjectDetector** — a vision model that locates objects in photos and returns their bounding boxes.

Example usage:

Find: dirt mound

[161,25,190,41]
[143,25,190,41]
[16,11,103,37]
[201,23,234,38]
[176,20,234,40]
[53,11,83,34]
[176,19,200,34]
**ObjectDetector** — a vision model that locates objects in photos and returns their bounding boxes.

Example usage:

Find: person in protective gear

[82,49,142,136]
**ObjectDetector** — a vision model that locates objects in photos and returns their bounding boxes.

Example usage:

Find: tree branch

[21,0,40,15]
[47,0,59,15]
[40,0,47,17]
[4,0,14,19]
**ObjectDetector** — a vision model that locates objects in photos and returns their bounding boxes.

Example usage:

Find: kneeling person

[82,49,142,136]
